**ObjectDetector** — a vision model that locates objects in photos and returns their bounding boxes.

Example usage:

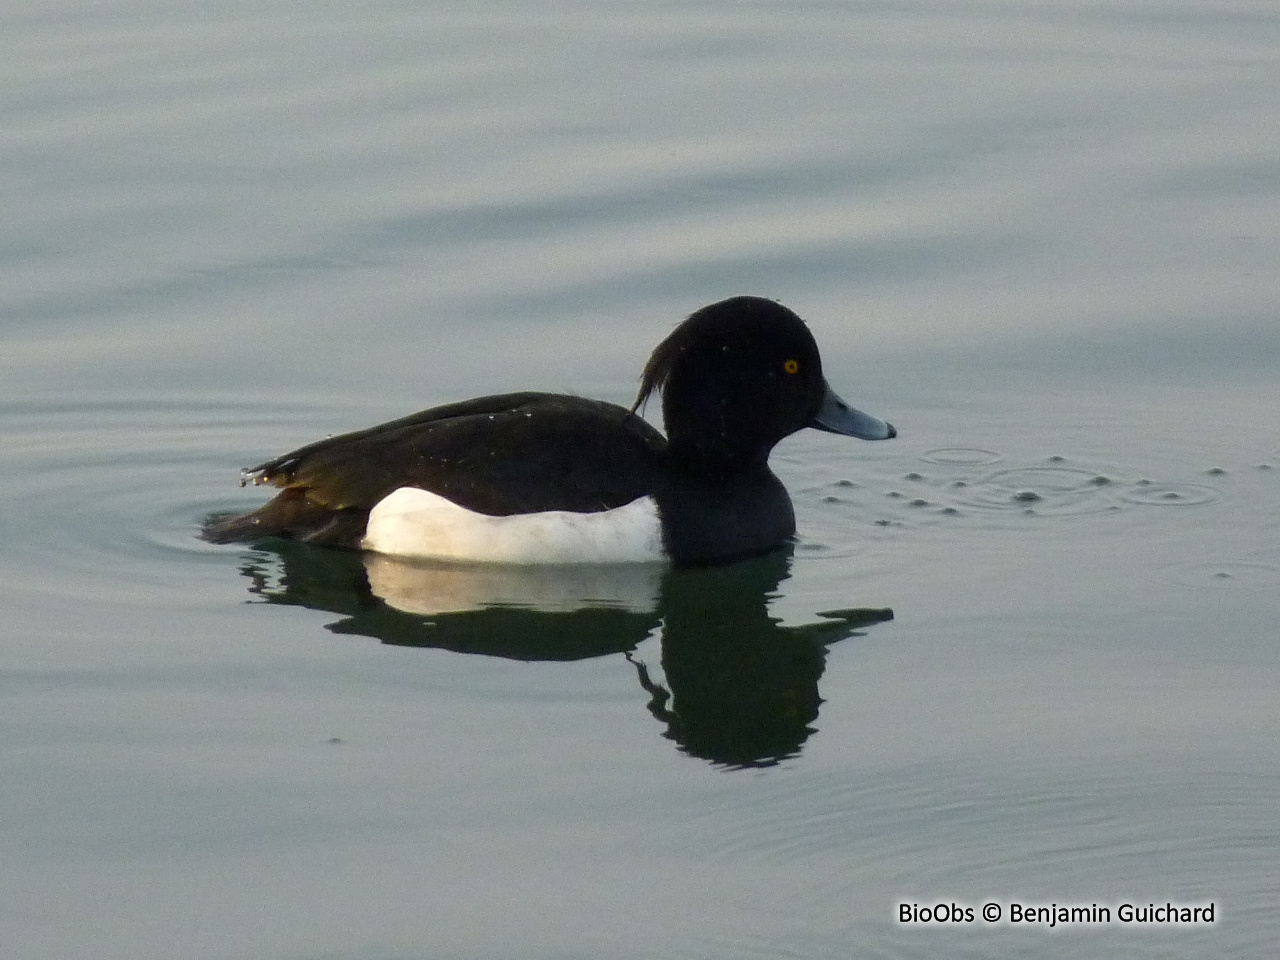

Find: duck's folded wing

[244,392,666,517]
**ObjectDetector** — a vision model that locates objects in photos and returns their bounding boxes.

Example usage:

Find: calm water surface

[3,2,1278,958]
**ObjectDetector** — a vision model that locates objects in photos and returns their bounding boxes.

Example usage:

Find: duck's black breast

[653,465,796,566]
[243,391,667,520]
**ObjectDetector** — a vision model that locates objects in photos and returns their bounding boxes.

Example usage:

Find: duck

[202,296,896,565]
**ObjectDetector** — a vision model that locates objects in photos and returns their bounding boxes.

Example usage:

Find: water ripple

[954,466,1122,516]
[1118,480,1219,507]
[919,447,1003,467]
[0,396,315,605]
[654,759,1278,959]
[1157,559,1280,589]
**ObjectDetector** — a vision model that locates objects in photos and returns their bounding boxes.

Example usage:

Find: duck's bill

[811,383,896,440]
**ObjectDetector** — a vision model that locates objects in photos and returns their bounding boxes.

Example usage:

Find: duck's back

[203,392,668,549]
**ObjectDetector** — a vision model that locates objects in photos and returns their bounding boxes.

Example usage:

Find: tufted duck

[202,296,895,565]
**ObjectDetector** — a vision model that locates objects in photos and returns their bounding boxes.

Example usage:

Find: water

[3,2,1278,957]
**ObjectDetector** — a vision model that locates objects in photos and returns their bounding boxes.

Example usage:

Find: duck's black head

[633,296,895,469]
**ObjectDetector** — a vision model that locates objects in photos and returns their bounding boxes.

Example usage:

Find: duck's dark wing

[204,392,668,547]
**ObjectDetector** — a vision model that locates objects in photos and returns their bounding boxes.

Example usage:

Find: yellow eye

[783,359,800,375]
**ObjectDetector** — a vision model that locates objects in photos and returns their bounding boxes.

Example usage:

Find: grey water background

[4,1,1279,957]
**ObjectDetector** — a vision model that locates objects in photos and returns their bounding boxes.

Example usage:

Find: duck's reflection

[238,542,892,767]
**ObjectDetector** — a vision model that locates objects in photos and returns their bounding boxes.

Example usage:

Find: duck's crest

[630,296,787,414]
[631,321,685,414]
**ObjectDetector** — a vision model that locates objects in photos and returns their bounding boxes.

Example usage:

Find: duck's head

[634,296,895,468]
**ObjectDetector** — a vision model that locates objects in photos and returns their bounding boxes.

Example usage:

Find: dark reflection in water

[237,542,892,767]
[632,560,891,768]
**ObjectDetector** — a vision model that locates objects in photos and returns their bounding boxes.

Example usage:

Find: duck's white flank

[361,487,666,564]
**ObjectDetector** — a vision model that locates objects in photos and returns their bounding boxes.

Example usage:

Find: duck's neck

[667,441,769,476]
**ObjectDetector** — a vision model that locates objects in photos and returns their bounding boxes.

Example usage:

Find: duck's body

[203,297,895,565]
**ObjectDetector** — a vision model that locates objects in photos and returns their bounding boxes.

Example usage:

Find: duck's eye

[783,359,800,375]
